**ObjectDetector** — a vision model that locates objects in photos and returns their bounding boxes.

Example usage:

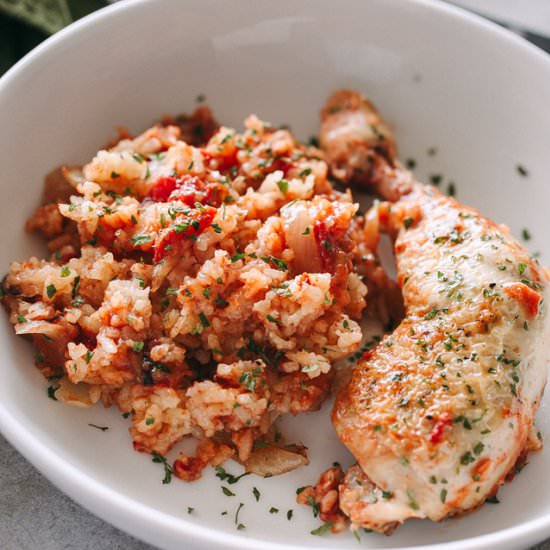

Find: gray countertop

[0,433,150,550]
[1,431,549,550]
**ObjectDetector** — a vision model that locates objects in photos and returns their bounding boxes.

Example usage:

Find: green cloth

[0,0,107,75]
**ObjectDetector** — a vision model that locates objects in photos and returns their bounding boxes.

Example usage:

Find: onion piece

[62,166,86,190]
[15,320,66,338]
[55,377,101,408]
[281,201,322,274]
[244,443,309,477]
[151,253,178,292]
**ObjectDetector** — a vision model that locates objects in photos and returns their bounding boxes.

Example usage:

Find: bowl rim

[1,0,550,548]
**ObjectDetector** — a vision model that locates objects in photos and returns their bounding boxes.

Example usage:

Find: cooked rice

[2,103,388,480]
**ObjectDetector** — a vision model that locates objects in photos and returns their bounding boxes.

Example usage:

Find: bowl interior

[1,0,550,549]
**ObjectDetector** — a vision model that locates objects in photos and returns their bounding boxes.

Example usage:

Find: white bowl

[1,1,550,549]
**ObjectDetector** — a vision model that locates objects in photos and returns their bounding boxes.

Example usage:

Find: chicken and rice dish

[3,90,548,536]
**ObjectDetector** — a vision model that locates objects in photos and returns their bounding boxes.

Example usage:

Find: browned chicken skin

[322,90,550,534]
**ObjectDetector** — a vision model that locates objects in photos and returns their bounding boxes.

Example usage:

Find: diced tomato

[314,221,334,272]
[148,175,226,207]
[94,222,119,249]
[169,175,207,206]
[361,349,375,362]
[208,149,239,172]
[148,176,179,202]
[429,412,452,444]
[153,206,216,262]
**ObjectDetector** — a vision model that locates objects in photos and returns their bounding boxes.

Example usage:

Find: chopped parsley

[473,441,485,455]
[239,370,259,392]
[46,284,56,299]
[231,252,245,263]
[88,423,109,432]
[430,174,442,186]
[222,486,235,497]
[307,496,320,517]
[214,296,229,308]
[234,502,245,530]
[198,312,210,328]
[132,341,145,353]
[219,133,233,145]
[308,136,320,148]
[516,164,528,177]
[47,386,59,400]
[252,487,260,502]
[424,308,439,320]
[407,489,420,510]
[215,466,250,485]
[276,180,289,194]
[151,451,173,484]
[310,522,333,536]
[261,255,288,271]
[175,221,192,234]
[460,451,475,465]
[266,314,282,325]
[130,234,152,246]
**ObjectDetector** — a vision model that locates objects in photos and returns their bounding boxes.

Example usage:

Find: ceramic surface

[1,1,549,549]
